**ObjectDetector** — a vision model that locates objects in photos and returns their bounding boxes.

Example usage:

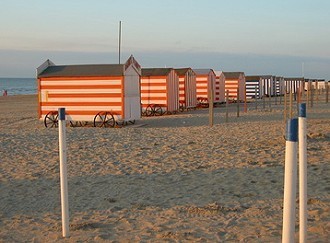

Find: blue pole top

[299,103,306,118]
[58,108,66,120]
[286,118,298,142]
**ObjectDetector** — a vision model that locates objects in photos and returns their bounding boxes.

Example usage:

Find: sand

[0,94,329,242]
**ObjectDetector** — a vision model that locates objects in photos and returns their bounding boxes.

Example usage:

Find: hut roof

[174,68,193,76]
[193,69,214,75]
[141,68,173,76]
[284,77,304,81]
[246,75,261,81]
[38,64,125,78]
[223,72,244,79]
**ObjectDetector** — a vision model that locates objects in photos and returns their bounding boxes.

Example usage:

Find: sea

[0,77,37,96]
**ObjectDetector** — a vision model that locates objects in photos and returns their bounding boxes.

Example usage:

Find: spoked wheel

[179,101,185,112]
[154,106,164,116]
[93,112,115,128]
[145,105,153,117]
[44,111,59,128]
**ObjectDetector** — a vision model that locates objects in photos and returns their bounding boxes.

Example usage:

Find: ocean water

[0,78,37,96]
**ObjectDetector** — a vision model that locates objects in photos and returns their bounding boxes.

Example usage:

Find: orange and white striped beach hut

[36,56,141,123]
[141,68,179,114]
[223,72,246,101]
[175,68,197,109]
[213,71,226,103]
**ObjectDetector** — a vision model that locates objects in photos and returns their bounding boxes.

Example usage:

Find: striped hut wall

[196,75,209,100]
[214,75,220,102]
[284,78,303,94]
[245,78,260,99]
[38,76,124,121]
[166,69,180,112]
[225,79,239,100]
[260,77,273,96]
[140,76,168,111]
[179,75,185,104]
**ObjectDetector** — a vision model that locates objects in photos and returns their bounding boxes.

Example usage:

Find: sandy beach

[0,94,329,242]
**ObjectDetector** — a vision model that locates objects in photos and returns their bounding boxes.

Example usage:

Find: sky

[0,0,329,79]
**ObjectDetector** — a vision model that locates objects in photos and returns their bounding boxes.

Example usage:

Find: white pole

[298,103,307,243]
[282,118,298,243]
[58,108,70,238]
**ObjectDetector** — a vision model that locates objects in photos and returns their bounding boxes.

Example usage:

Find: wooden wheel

[154,105,164,116]
[44,111,58,128]
[145,105,153,117]
[93,112,115,128]
[179,101,185,112]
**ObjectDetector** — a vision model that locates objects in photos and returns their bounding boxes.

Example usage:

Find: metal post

[326,82,329,103]
[284,91,287,124]
[118,21,122,64]
[226,90,229,123]
[299,104,307,243]
[255,86,258,111]
[282,118,298,243]
[268,85,272,112]
[244,85,247,113]
[58,108,70,238]
[209,79,214,127]
[236,87,240,117]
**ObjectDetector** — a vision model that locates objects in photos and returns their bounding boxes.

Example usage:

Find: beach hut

[214,71,226,103]
[194,69,224,104]
[245,76,261,99]
[36,55,141,127]
[175,68,197,110]
[284,77,304,94]
[223,72,246,101]
[141,68,179,114]
[274,76,285,96]
[260,75,276,97]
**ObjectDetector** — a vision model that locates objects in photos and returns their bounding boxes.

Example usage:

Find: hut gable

[125,55,141,75]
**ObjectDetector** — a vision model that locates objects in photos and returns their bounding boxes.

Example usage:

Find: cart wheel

[179,101,185,112]
[145,105,153,117]
[154,106,164,116]
[94,112,115,128]
[44,111,59,128]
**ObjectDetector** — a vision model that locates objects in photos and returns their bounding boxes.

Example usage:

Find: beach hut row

[37,56,249,125]
[245,76,328,100]
[37,56,327,126]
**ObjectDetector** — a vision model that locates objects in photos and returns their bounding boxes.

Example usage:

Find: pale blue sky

[0,0,329,79]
